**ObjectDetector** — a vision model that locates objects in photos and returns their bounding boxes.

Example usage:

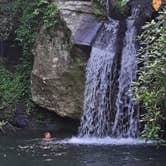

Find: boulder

[31,0,100,119]
[55,0,101,45]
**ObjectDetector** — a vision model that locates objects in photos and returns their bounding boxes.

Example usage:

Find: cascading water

[112,8,140,138]
[105,0,111,19]
[79,5,141,138]
[79,20,119,137]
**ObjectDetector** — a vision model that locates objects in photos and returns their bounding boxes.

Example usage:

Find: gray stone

[31,21,86,119]
[31,0,101,119]
[55,0,101,45]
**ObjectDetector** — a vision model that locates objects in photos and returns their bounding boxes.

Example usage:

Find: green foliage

[113,0,129,14]
[134,6,166,141]
[93,0,129,17]
[15,0,58,45]
[0,67,24,110]
[14,0,59,114]
[0,121,6,129]
[0,0,59,117]
[93,0,129,8]
[0,121,7,133]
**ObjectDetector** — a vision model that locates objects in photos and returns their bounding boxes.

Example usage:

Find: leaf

[152,0,162,11]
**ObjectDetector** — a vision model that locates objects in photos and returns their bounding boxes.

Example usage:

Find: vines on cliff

[0,0,59,118]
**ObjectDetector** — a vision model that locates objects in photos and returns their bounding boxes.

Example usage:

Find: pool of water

[0,133,166,166]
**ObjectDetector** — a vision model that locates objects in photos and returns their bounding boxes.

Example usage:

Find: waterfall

[112,8,140,138]
[79,7,140,138]
[79,20,119,137]
[105,0,111,19]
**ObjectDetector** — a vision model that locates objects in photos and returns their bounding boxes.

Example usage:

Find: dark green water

[0,133,166,166]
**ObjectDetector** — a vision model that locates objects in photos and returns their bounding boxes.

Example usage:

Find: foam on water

[59,137,153,145]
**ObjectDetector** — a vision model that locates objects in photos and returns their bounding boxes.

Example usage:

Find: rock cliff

[31,0,100,119]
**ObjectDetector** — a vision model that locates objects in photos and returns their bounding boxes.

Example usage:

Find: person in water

[43,132,54,141]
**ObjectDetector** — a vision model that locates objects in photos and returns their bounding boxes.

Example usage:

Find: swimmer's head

[44,132,52,139]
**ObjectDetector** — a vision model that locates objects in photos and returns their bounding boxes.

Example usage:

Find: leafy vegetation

[113,0,130,14]
[0,67,25,110]
[94,0,129,8]
[93,0,129,17]
[0,0,59,117]
[134,5,166,141]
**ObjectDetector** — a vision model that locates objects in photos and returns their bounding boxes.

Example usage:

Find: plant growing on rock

[0,0,59,117]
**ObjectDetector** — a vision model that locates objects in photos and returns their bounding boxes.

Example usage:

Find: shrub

[0,0,59,116]
[134,6,166,141]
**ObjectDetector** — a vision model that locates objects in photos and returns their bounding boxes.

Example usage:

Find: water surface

[0,134,166,166]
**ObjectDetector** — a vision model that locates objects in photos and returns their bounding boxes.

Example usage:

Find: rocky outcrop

[55,0,101,45]
[31,0,100,119]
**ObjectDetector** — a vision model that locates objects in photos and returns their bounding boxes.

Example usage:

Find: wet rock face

[31,0,100,119]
